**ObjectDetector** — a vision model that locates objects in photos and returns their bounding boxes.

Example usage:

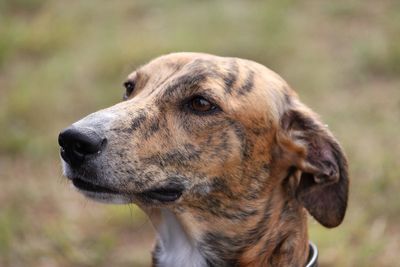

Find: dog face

[59,52,348,228]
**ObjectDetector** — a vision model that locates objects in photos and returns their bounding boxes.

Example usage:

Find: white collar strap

[305,241,318,267]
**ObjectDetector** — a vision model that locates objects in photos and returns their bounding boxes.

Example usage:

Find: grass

[0,0,399,266]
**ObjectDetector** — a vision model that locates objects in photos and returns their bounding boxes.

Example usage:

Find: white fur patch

[71,108,117,131]
[156,209,207,267]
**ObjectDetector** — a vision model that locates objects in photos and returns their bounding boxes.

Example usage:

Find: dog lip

[138,186,184,202]
[72,178,120,194]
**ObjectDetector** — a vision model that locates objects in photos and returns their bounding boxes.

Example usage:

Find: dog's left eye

[123,81,135,100]
[187,96,219,114]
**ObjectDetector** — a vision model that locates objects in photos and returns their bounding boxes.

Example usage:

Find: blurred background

[0,0,399,266]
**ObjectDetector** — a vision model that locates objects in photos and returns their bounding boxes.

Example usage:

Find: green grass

[0,0,399,266]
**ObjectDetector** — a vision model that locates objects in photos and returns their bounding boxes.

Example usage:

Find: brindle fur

[62,53,349,267]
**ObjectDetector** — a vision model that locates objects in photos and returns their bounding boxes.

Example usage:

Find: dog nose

[58,126,106,167]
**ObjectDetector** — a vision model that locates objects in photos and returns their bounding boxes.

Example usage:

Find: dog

[58,52,348,267]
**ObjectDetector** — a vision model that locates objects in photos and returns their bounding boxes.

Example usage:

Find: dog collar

[305,241,318,267]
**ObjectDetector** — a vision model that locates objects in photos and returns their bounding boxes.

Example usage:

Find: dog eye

[187,96,219,113]
[123,81,135,99]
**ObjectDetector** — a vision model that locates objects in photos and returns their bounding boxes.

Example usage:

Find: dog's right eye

[123,81,135,100]
[185,95,221,115]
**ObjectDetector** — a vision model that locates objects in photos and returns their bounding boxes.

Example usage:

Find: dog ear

[279,104,349,228]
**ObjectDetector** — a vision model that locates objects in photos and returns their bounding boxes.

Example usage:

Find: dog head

[59,52,348,228]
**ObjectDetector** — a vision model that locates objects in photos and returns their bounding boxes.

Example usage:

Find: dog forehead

[126,53,295,119]
[127,53,220,78]
[146,52,225,68]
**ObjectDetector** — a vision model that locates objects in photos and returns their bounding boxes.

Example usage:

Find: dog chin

[61,160,133,204]
[74,188,133,204]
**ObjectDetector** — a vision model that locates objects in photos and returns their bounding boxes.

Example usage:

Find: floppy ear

[279,104,349,228]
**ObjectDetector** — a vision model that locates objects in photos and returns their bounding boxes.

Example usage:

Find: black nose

[58,126,106,167]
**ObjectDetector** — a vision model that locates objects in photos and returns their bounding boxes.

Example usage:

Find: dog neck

[148,191,310,267]
[152,209,207,267]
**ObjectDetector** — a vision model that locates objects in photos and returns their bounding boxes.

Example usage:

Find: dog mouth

[139,186,184,202]
[72,178,184,203]
[72,178,120,194]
